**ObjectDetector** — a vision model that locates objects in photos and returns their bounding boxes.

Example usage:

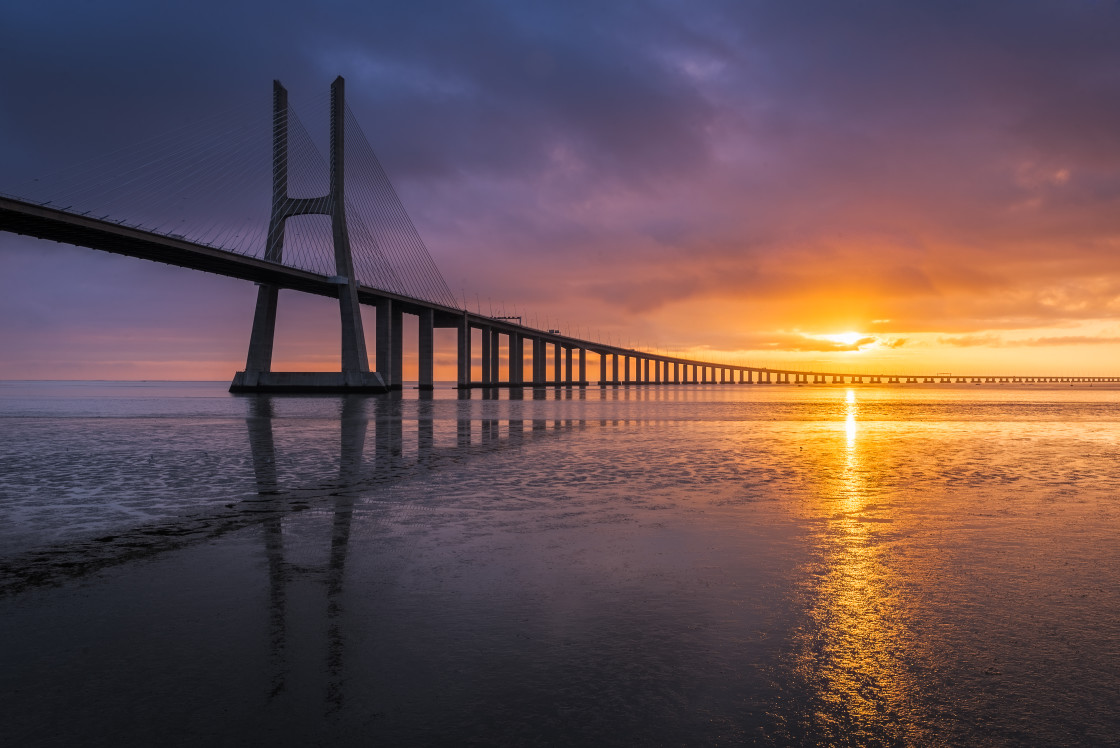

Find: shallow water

[1,381,1118,746]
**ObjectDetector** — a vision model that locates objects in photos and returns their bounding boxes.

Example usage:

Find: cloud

[938,334,1004,348]
[1013,335,1120,347]
[4,1,1120,376]
[939,333,1120,348]
[712,332,905,353]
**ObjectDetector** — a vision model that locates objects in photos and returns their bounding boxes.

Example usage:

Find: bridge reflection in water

[243,391,586,711]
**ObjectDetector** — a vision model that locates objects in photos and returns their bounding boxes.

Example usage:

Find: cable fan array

[343,107,457,308]
[6,89,460,309]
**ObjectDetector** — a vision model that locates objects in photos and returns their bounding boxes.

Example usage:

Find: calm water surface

[1,381,1118,746]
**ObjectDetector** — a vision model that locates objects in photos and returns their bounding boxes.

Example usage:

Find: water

[1,381,1118,746]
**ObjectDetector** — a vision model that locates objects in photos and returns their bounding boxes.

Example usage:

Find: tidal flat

[1,381,1118,745]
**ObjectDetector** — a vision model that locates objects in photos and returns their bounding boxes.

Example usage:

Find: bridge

[2,77,1117,391]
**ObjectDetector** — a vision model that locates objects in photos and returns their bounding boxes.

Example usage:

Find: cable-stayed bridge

[1,77,1116,391]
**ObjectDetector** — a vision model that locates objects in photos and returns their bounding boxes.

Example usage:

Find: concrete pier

[490,329,501,386]
[376,298,393,387]
[480,325,491,386]
[418,308,434,390]
[511,334,524,386]
[390,306,403,389]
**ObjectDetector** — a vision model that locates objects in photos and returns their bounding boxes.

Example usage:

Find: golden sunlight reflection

[793,388,925,742]
[844,388,857,455]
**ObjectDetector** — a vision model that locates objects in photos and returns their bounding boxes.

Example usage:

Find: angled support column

[241,81,288,385]
[329,77,371,383]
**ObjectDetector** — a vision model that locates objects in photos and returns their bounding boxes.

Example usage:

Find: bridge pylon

[230,77,386,393]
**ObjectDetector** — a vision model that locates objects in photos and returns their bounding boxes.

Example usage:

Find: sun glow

[823,331,869,347]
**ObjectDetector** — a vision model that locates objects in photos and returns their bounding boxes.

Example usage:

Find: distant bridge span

[6,194,1118,390]
[2,78,1117,391]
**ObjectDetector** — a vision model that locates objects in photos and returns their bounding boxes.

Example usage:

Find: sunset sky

[3,1,1120,379]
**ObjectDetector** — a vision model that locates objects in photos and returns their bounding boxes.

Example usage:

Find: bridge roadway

[4,194,1120,389]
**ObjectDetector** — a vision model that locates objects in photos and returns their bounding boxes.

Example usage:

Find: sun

[823,331,866,346]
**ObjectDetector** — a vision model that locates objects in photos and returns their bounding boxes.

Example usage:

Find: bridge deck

[4,195,1117,386]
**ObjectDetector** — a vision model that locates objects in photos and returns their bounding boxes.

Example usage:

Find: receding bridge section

[5,188,1117,390]
[3,76,1117,391]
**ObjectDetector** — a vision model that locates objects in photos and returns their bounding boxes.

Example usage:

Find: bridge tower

[230,77,385,393]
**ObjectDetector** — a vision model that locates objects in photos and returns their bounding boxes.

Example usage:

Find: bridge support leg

[376,298,393,387]
[480,324,491,386]
[510,335,523,386]
[554,343,562,385]
[389,307,403,390]
[418,308,434,390]
[242,284,280,385]
[579,348,587,386]
[490,329,501,385]
[540,339,548,384]
[457,314,471,388]
[336,282,370,386]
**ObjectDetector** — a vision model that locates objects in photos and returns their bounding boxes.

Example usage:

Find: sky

[3,0,1120,379]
